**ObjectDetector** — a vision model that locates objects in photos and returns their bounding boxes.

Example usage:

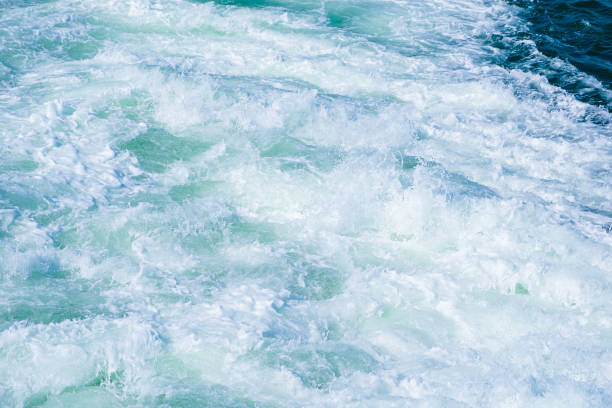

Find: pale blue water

[1,0,611,407]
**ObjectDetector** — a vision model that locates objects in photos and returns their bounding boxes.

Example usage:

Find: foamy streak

[0,0,611,406]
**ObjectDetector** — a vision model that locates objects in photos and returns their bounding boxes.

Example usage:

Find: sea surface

[1,0,611,407]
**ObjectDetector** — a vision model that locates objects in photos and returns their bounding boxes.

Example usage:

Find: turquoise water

[1,0,612,406]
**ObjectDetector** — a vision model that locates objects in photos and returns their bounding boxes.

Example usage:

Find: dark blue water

[501,0,612,112]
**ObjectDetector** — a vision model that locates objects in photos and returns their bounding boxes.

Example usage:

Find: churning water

[1,0,611,406]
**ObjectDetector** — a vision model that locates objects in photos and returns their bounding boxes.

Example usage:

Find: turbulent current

[1,0,611,406]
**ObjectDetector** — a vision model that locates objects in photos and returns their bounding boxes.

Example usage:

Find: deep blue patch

[504,0,612,111]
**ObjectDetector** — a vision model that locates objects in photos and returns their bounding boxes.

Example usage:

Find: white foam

[1,0,611,405]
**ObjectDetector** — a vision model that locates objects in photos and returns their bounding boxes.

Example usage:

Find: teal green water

[1,0,611,406]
